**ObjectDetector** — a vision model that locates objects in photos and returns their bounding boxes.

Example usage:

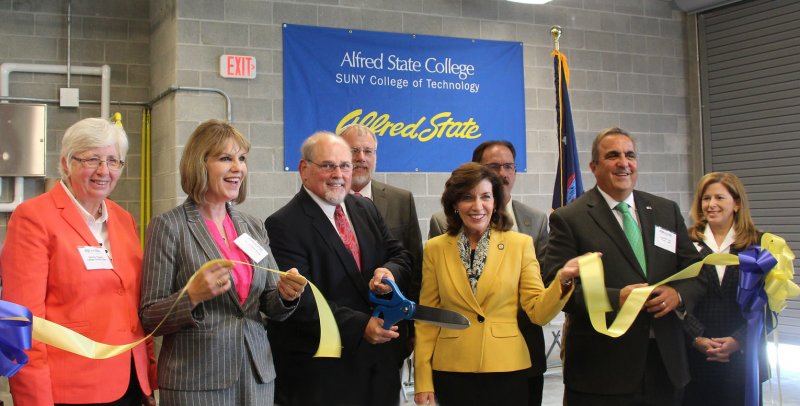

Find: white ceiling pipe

[0,62,111,212]
[0,177,25,212]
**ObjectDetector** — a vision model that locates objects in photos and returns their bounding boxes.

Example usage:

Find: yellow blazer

[414,229,572,393]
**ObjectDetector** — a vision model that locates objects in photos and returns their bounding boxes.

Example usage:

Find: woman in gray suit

[139,119,306,405]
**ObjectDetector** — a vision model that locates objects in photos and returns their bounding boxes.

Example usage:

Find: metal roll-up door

[698,0,800,343]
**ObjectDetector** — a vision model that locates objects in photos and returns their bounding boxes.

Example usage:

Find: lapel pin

[498,243,505,250]
[646,206,652,210]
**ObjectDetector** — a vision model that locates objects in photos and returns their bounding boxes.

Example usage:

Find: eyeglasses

[72,157,125,170]
[351,147,376,156]
[308,160,353,173]
[486,163,516,171]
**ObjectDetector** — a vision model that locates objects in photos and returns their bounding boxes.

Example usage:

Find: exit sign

[220,54,256,79]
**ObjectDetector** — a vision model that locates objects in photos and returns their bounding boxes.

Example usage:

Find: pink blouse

[204,214,253,304]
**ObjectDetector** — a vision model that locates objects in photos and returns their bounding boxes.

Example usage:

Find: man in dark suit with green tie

[543,127,704,405]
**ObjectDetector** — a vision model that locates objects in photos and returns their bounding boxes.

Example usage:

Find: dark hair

[441,162,512,235]
[471,140,516,163]
[591,127,637,164]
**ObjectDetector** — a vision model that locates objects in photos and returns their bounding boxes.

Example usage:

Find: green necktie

[615,202,647,274]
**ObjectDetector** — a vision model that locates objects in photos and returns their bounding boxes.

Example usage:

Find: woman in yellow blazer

[415,163,580,406]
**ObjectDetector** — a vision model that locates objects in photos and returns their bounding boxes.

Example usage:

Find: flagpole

[551,25,561,51]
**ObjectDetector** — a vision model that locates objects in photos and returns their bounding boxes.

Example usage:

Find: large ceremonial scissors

[370,278,470,330]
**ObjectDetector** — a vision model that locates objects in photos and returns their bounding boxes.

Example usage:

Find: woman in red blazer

[1,118,157,406]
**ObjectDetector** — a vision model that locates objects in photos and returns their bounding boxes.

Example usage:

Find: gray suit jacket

[371,180,423,301]
[428,199,550,376]
[543,187,704,395]
[139,199,295,391]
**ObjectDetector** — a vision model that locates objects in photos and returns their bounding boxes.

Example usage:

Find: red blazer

[0,182,156,405]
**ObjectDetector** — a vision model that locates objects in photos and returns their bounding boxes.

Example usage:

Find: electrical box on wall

[0,104,47,176]
[60,87,80,107]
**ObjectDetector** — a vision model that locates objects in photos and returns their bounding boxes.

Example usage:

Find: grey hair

[59,118,129,181]
[300,131,348,162]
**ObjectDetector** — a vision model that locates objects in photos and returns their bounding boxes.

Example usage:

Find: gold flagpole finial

[551,25,562,51]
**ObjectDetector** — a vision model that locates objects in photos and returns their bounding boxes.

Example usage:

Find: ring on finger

[216,279,226,287]
[662,301,667,308]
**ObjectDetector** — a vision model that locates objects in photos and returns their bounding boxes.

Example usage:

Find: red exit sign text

[219,55,256,79]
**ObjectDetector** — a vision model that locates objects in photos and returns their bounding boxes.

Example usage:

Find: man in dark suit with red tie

[543,127,704,405]
[265,131,412,406]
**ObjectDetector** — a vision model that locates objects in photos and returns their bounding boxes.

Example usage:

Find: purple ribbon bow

[736,246,776,406]
[0,300,33,377]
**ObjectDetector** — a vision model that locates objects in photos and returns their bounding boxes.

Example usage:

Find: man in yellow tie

[543,127,703,406]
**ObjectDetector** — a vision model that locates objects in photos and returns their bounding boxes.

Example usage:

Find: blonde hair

[59,118,128,181]
[180,119,250,205]
[688,172,759,250]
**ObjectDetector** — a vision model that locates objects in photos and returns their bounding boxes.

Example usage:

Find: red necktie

[334,205,361,271]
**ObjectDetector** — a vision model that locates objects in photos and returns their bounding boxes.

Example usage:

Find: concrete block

[318,5,364,29]
[526,150,557,173]
[645,37,676,57]
[250,25,281,50]
[587,70,618,91]
[10,36,57,59]
[618,73,648,93]
[247,147,276,172]
[83,17,129,41]
[175,93,226,121]
[643,0,676,19]
[617,33,647,54]
[33,13,66,37]
[176,69,200,87]
[603,92,634,112]
[584,0,615,12]
[569,89,603,110]
[513,172,539,194]
[568,69,588,90]
[230,97,273,123]
[273,2,319,26]
[250,171,297,198]
[526,109,553,130]
[525,66,553,88]
[198,71,250,97]
[130,20,150,43]
[633,94,662,113]
[615,0,644,16]
[619,112,650,133]
[423,0,463,18]
[649,114,677,133]
[661,57,686,77]
[12,1,60,13]
[443,17,481,39]
[225,0,272,24]
[177,44,223,71]
[587,111,622,131]
[381,173,427,196]
[515,25,554,47]
[602,52,632,73]
[177,0,224,20]
[403,13,443,35]
[631,55,658,74]
[106,41,150,64]
[462,0,498,20]
[660,19,683,40]
[129,64,150,86]
[636,132,665,153]
[251,123,283,148]
[236,197,273,219]
[630,16,660,36]
[177,19,199,44]
[498,2,534,23]
[426,173,449,195]
[415,196,444,218]
[585,31,616,52]
[600,13,629,34]
[1,11,33,35]
[570,49,604,71]
[362,9,404,33]
[636,173,666,192]
[200,21,248,46]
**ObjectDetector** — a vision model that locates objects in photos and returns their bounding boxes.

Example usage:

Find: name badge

[234,233,268,263]
[654,226,677,253]
[78,246,113,270]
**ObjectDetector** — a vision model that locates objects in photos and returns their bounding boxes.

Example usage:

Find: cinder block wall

[0,0,150,242]
[154,0,695,239]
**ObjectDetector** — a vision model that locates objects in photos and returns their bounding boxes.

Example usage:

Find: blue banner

[283,24,526,172]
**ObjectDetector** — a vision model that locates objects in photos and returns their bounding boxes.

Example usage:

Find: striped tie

[334,205,361,271]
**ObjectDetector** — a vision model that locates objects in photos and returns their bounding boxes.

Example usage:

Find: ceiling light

[507,0,552,4]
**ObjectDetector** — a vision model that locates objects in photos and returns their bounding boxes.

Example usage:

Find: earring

[454,209,459,214]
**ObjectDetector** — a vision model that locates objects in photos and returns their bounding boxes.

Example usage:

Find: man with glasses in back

[265,131,412,405]
[429,140,550,406]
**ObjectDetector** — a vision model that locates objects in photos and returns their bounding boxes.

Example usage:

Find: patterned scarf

[458,228,491,295]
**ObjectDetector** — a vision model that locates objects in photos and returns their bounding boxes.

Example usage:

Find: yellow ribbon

[581,232,797,338]
[29,259,342,360]
[761,233,799,313]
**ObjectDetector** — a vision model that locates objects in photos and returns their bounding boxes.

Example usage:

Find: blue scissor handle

[369,278,415,329]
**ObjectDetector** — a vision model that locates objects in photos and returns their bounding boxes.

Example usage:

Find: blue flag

[551,50,584,211]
